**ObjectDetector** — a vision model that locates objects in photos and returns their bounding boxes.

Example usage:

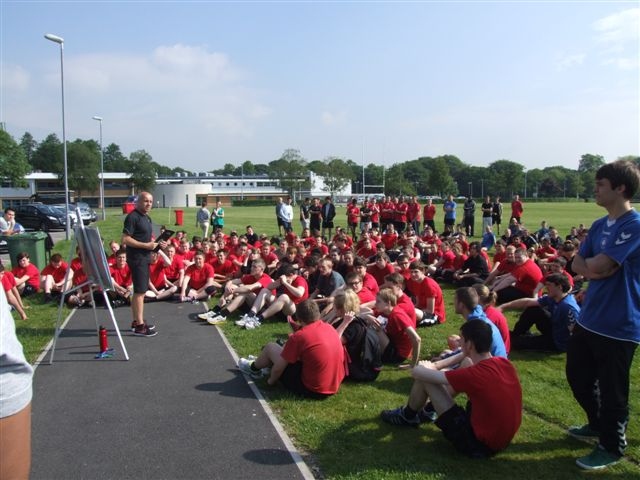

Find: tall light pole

[468,181,472,197]
[92,116,105,220]
[45,33,70,240]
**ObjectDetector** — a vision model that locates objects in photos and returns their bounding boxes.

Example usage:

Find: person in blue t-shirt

[498,273,580,352]
[443,195,457,235]
[565,160,640,471]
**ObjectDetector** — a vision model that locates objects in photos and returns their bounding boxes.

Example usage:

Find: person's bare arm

[572,253,619,280]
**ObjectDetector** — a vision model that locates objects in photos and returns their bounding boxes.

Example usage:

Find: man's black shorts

[435,404,495,458]
[128,259,150,294]
[279,362,330,400]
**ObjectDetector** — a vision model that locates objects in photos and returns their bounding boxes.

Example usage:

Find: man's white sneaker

[244,318,262,330]
[207,314,226,325]
[237,357,263,379]
[198,310,216,321]
[236,313,256,327]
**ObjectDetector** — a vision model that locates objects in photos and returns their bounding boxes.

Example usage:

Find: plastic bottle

[99,326,109,352]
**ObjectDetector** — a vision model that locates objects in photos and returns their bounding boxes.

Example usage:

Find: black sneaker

[131,321,156,332]
[417,404,438,423]
[380,407,420,427]
[133,324,158,337]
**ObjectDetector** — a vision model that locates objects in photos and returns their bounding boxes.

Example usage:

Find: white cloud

[1,63,30,92]
[321,110,347,126]
[555,53,586,71]
[593,8,639,46]
[603,57,639,70]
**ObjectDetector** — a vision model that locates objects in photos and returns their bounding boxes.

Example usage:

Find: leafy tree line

[2,130,638,200]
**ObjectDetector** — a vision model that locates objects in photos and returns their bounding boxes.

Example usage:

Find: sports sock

[403,405,418,419]
[212,305,222,314]
[249,362,260,372]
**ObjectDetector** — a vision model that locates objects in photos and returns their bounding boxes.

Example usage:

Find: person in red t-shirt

[346,198,360,241]
[1,264,28,320]
[11,252,40,297]
[146,250,179,301]
[383,272,417,327]
[180,251,216,302]
[407,196,421,234]
[473,284,511,354]
[237,300,345,398]
[369,197,381,230]
[423,198,437,231]
[210,249,236,285]
[510,194,524,224]
[40,253,72,303]
[495,249,544,304]
[371,288,421,366]
[199,258,273,323]
[163,243,185,290]
[381,319,522,457]
[353,257,379,295]
[405,261,446,326]
[109,249,133,306]
[368,253,396,286]
[239,264,309,328]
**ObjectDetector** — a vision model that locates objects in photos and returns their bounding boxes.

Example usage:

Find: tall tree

[268,149,310,197]
[424,157,455,196]
[31,133,62,172]
[578,153,605,198]
[67,140,100,199]
[487,160,524,198]
[103,143,130,172]
[129,150,156,191]
[319,156,353,196]
[0,130,31,187]
[19,132,38,167]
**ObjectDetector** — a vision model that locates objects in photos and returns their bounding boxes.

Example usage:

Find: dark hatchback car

[14,203,74,232]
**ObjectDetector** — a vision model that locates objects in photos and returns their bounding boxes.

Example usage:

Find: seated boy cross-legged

[237,300,345,399]
[381,320,522,458]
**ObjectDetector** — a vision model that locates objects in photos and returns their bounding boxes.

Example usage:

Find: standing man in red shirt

[510,194,524,224]
[407,196,421,235]
[423,198,436,231]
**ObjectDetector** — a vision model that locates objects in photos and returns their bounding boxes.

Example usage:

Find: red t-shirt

[41,262,69,283]
[386,306,416,359]
[423,204,436,221]
[440,250,456,270]
[405,276,446,323]
[280,320,345,394]
[407,202,421,222]
[211,259,235,278]
[368,263,395,286]
[484,305,511,354]
[512,260,544,296]
[284,275,309,304]
[110,264,132,287]
[185,263,214,290]
[369,203,380,223]
[12,263,40,289]
[511,200,523,218]
[356,288,376,305]
[70,258,88,289]
[396,293,417,327]
[165,256,185,281]
[346,205,360,225]
[149,260,168,289]
[446,357,522,452]
[1,271,17,292]
[361,273,380,295]
[241,273,273,291]
[394,202,408,222]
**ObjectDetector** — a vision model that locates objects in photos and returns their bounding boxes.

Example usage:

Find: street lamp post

[45,33,70,240]
[92,116,105,220]
[468,181,472,197]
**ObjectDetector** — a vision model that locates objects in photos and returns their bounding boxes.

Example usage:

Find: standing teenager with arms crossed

[566,160,640,470]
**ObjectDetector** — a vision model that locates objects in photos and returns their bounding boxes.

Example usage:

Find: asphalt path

[30,300,311,480]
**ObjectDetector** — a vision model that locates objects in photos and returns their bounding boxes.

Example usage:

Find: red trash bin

[174,209,184,226]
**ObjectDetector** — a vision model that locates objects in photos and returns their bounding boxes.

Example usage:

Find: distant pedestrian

[463,196,476,237]
[211,201,225,230]
[481,195,493,231]
[492,196,503,235]
[196,200,210,239]
[299,197,311,232]
[510,195,523,224]
[321,197,336,239]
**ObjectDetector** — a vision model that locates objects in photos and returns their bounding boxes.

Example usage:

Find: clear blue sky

[1,1,638,172]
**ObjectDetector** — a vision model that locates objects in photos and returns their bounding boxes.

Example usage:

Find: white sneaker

[237,357,263,379]
[207,314,226,325]
[198,310,216,321]
[235,313,256,327]
[244,318,262,330]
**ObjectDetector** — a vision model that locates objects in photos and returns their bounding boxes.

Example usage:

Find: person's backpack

[340,316,382,382]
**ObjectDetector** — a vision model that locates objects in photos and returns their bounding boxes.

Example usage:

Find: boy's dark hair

[294,300,320,324]
[353,256,368,268]
[17,251,29,261]
[455,287,479,311]
[304,255,320,268]
[50,253,63,263]
[384,272,405,287]
[596,160,640,199]
[460,320,493,354]
[409,260,426,271]
[545,273,571,293]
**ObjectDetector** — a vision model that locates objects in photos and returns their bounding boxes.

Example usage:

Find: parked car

[14,203,76,232]
[74,202,98,224]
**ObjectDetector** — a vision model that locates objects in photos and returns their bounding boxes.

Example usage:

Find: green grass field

[16,201,639,478]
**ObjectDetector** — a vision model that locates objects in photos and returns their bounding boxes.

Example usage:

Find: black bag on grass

[339,316,382,382]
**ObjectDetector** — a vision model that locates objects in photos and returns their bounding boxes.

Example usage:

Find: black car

[14,203,74,232]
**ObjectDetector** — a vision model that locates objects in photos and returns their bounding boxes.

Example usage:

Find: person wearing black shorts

[122,192,167,337]
[381,320,522,458]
